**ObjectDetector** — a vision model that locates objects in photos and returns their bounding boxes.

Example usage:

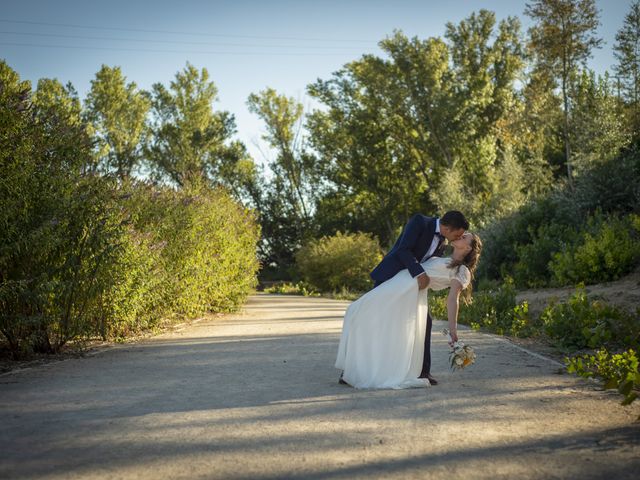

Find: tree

[517,67,562,194]
[246,88,316,271]
[1,64,119,353]
[247,88,314,222]
[570,70,631,172]
[84,65,150,180]
[441,11,528,225]
[308,48,434,245]
[146,63,243,189]
[525,0,602,184]
[614,0,640,131]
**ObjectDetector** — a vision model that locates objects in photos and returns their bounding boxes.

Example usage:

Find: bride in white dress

[335,232,482,389]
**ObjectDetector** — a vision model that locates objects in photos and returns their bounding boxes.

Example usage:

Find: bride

[335,232,482,389]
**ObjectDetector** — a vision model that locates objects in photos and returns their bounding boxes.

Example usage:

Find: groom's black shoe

[338,372,349,386]
[419,373,438,385]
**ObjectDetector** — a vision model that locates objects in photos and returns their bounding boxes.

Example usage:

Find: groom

[369,210,469,385]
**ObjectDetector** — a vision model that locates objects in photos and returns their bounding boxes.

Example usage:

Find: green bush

[0,63,261,355]
[0,61,123,354]
[264,282,318,296]
[571,144,640,216]
[429,279,536,337]
[459,278,536,337]
[478,194,583,286]
[477,146,640,287]
[549,214,640,286]
[295,232,382,292]
[566,348,639,407]
[541,286,640,350]
[93,183,261,338]
[428,290,448,321]
[513,222,580,288]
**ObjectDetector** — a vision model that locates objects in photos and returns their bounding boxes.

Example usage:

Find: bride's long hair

[448,232,482,302]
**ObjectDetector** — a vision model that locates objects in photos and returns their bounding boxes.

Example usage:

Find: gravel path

[1,294,639,479]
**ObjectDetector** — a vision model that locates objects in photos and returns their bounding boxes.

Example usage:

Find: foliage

[264,282,318,297]
[306,12,530,245]
[246,88,317,271]
[295,232,382,292]
[478,145,640,287]
[570,70,631,173]
[614,0,640,130]
[513,222,580,288]
[549,214,640,286]
[541,286,640,350]
[525,0,603,181]
[430,279,535,337]
[458,278,536,337]
[0,62,260,356]
[84,65,150,179]
[146,63,248,189]
[566,348,640,407]
[477,191,581,285]
[0,61,122,354]
[427,290,448,321]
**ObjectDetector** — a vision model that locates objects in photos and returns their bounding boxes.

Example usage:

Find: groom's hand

[417,273,429,290]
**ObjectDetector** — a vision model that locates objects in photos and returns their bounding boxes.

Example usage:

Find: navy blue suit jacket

[370,214,443,285]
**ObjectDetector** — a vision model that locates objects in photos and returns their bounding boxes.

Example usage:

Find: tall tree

[146,63,242,188]
[525,0,602,184]
[247,88,313,221]
[442,11,527,223]
[84,65,150,180]
[308,40,442,245]
[614,0,640,131]
[307,15,527,239]
[247,88,315,270]
[518,67,562,193]
[570,70,630,172]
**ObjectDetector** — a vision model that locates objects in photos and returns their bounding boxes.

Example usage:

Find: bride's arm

[447,279,464,343]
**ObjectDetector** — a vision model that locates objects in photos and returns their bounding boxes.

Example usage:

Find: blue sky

[1,0,633,163]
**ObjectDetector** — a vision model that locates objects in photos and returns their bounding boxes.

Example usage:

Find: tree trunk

[562,62,573,187]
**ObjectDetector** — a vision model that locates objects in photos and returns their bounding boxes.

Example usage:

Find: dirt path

[1,294,639,479]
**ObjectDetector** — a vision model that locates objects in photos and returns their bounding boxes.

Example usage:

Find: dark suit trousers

[373,279,433,376]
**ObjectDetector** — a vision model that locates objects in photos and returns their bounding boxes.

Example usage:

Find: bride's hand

[448,330,458,346]
[417,273,429,290]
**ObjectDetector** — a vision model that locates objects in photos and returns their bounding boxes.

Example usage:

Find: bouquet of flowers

[442,329,476,370]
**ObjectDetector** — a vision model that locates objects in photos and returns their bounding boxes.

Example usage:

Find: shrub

[429,279,536,337]
[264,281,318,296]
[477,194,582,286]
[513,222,580,288]
[477,146,640,287]
[0,63,261,354]
[549,214,640,286]
[571,144,640,216]
[541,286,640,350]
[147,185,260,318]
[295,232,382,292]
[458,278,536,337]
[566,348,639,407]
[428,290,448,321]
[0,61,122,354]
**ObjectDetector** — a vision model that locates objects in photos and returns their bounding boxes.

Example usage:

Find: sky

[1,0,634,164]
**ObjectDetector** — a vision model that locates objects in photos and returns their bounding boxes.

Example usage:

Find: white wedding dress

[335,256,471,389]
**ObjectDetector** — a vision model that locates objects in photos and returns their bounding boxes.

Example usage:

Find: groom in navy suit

[369,210,469,385]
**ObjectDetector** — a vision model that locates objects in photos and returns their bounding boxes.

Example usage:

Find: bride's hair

[448,232,482,302]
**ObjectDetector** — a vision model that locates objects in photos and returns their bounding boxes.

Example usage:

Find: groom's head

[440,211,469,242]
